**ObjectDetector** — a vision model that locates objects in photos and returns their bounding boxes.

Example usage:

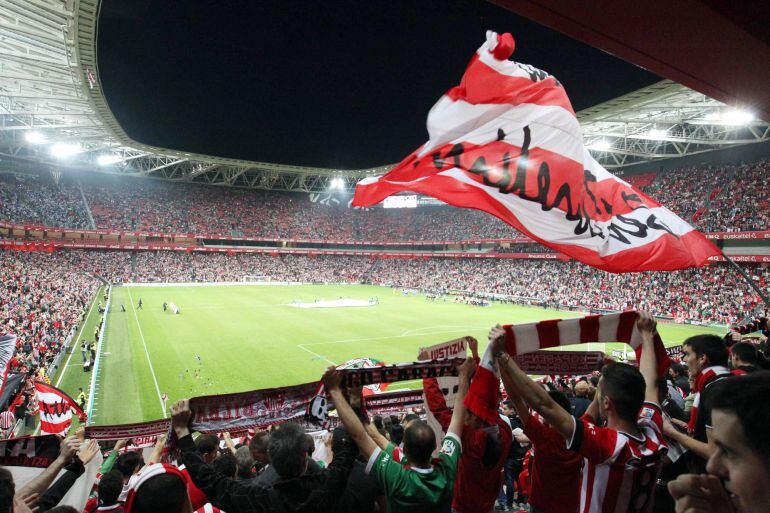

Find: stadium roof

[0,0,768,192]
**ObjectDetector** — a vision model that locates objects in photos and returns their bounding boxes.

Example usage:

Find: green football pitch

[54,284,722,426]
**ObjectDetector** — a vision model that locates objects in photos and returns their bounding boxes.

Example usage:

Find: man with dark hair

[257,425,323,487]
[664,334,730,473]
[195,434,220,464]
[87,469,124,512]
[211,452,237,480]
[669,372,770,513]
[323,358,475,513]
[492,313,668,513]
[170,402,357,513]
[730,341,758,374]
[249,431,270,473]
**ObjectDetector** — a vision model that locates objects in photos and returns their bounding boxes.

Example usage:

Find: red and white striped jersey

[0,411,14,430]
[568,402,668,513]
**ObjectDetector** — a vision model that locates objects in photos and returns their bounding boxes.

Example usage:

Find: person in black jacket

[170,399,357,513]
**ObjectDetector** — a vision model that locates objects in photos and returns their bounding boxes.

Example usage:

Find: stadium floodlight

[24,131,45,144]
[50,143,81,158]
[647,128,668,140]
[587,139,611,151]
[330,177,345,189]
[722,109,754,125]
[97,154,122,166]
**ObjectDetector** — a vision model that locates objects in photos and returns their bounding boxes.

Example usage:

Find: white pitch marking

[55,290,100,388]
[297,344,337,366]
[127,287,168,418]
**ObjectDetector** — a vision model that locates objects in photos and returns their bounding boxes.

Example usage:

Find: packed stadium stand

[2,159,769,240]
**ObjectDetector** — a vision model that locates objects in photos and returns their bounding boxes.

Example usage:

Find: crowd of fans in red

[1,157,769,513]
[1,159,768,239]
[1,312,768,513]
[1,250,766,386]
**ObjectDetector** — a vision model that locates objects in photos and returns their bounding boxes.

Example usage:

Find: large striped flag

[353,31,720,273]
[35,382,84,436]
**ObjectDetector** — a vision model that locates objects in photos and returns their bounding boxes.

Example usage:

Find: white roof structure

[1,0,768,192]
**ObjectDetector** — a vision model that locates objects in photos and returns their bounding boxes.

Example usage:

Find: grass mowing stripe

[54,286,102,388]
[86,285,112,423]
[92,284,721,424]
[126,287,167,418]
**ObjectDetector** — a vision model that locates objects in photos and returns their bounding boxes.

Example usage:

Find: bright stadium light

[587,139,611,151]
[25,131,45,144]
[722,109,754,125]
[97,154,122,166]
[330,177,345,189]
[50,143,81,158]
[647,128,668,140]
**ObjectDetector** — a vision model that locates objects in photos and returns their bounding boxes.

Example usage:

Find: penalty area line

[297,344,336,366]
[127,287,168,418]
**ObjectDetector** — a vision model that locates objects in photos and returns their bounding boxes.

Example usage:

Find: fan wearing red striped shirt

[491,312,668,513]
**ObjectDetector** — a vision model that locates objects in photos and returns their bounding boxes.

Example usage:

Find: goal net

[242,275,270,283]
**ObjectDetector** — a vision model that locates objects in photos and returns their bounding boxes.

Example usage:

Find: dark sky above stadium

[98,0,660,169]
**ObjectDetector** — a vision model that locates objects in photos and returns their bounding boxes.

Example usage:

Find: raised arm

[223,432,237,455]
[447,358,475,438]
[364,422,390,451]
[323,367,378,460]
[636,312,660,404]
[171,399,270,513]
[17,436,79,499]
[491,325,574,441]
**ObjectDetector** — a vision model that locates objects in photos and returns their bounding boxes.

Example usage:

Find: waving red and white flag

[0,334,18,396]
[35,382,84,436]
[353,31,720,272]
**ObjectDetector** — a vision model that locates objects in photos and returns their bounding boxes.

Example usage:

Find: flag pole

[722,252,770,311]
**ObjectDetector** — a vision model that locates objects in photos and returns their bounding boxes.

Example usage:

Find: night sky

[98,0,660,169]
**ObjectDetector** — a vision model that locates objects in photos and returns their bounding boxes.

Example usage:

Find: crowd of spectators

[4,316,768,513]
[1,158,767,241]
[0,175,90,229]
[0,251,99,377]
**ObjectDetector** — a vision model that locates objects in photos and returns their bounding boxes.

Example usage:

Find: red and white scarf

[500,311,671,376]
[688,365,730,433]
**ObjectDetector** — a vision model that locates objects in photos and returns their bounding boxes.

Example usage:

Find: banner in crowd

[34,382,84,436]
[420,337,470,454]
[0,333,18,396]
[352,31,720,272]
[86,387,429,440]
[515,350,606,375]
[0,434,103,511]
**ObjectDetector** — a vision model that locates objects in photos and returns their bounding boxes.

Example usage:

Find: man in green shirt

[322,357,474,513]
